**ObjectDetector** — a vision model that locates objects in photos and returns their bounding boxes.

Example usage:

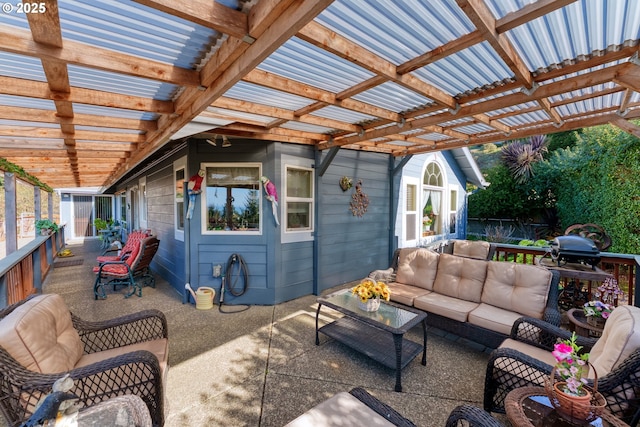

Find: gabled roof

[1,0,638,189]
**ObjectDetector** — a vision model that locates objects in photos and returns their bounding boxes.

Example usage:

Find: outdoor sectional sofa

[376,244,561,349]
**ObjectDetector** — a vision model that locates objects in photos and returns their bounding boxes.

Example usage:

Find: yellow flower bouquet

[352,278,391,312]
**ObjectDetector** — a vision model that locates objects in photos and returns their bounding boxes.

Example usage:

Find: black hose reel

[219,253,250,313]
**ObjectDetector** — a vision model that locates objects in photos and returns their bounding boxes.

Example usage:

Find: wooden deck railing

[492,243,638,307]
[0,225,66,306]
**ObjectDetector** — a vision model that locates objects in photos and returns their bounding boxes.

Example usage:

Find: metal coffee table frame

[315,289,427,392]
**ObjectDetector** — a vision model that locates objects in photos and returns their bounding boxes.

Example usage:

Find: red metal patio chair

[93,236,160,299]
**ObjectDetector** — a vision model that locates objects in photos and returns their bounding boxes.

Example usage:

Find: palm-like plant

[501,135,548,183]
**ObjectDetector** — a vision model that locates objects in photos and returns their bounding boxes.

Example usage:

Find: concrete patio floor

[37,239,508,426]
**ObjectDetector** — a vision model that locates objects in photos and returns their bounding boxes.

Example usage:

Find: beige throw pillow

[589,305,640,378]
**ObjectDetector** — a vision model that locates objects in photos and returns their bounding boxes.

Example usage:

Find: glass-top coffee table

[505,386,629,427]
[315,289,427,392]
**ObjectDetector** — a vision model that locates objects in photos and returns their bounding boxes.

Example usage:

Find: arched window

[422,162,444,235]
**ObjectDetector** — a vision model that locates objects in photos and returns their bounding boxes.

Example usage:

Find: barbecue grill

[550,235,601,269]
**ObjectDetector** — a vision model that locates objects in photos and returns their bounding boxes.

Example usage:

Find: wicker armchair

[446,404,505,427]
[484,306,640,426]
[0,294,168,427]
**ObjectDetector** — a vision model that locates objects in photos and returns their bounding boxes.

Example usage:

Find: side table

[505,386,628,427]
[567,308,604,338]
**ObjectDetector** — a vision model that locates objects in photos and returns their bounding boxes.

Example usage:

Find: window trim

[281,156,314,243]
[402,176,419,247]
[282,164,315,234]
[449,185,458,235]
[139,176,147,230]
[173,156,186,241]
[201,162,263,235]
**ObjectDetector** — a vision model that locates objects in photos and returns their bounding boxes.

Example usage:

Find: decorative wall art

[349,180,369,218]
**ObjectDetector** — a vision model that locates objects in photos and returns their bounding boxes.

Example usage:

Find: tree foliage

[538,125,640,253]
[467,164,536,221]
[468,125,640,253]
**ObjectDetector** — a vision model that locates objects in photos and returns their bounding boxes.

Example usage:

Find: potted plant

[93,218,108,231]
[547,332,603,421]
[351,278,391,312]
[35,219,59,235]
[583,300,614,330]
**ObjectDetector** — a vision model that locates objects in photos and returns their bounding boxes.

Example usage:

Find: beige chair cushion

[395,248,439,290]
[481,262,552,319]
[284,391,395,427]
[497,338,558,385]
[432,254,487,303]
[0,294,83,373]
[453,240,492,260]
[589,305,640,378]
[387,282,431,306]
[75,338,169,375]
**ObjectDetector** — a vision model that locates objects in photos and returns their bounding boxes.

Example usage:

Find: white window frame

[421,159,446,237]
[449,184,458,235]
[139,176,147,230]
[201,162,262,235]
[173,156,186,241]
[282,161,314,243]
[402,177,419,247]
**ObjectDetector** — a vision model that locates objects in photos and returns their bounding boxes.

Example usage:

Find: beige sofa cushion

[0,294,83,373]
[481,262,552,319]
[589,305,640,378]
[387,282,431,306]
[453,240,492,260]
[432,254,487,302]
[414,292,479,323]
[395,248,439,290]
[468,303,524,336]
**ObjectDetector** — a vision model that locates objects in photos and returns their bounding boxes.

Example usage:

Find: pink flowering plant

[552,332,590,396]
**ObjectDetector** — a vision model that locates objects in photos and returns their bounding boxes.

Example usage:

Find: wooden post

[4,172,17,255]
[34,186,41,234]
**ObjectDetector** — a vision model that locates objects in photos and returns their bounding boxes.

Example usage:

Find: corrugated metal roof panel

[74,125,144,134]
[281,121,334,134]
[0,95,56,110]
[353,82,434,112]
[317,0,474,64]
[206,107,274,125]
[488,0,640,71]
[257,38,374,93]
[311,105,376,124]
[415,42,513,96]
[419,133,450,141]
[0,52,45,81]
[58,0,220,68]
[456,123,493,134]
[500,110,549,127]
[72,104,158,121]
[0,120,58,128]
[224,82,313,111]
[67,65,178,100]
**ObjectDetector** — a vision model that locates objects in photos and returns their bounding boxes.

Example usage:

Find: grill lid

[550,235,601,269]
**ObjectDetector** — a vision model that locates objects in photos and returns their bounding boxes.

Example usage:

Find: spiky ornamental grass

[501,135,548,184]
